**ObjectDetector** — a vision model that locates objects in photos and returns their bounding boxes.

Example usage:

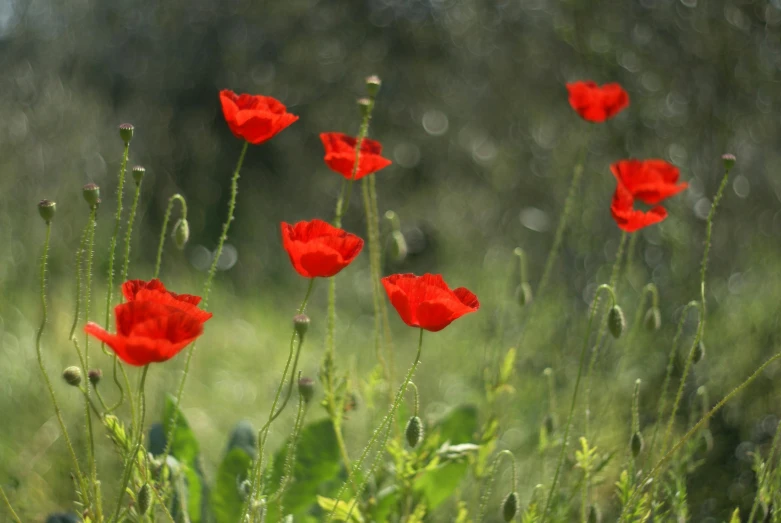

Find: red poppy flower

[566,81,629,123]
[610,181,667,233]
[219,90,298,144]
[122,278,201,306]
[610,159,688,205]
[85,286,212,366]
[281,219,364,278]
[320,132,392,180]
[381,273,479,332]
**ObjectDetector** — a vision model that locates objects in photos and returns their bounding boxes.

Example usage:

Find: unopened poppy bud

[88,369,102,386]
[699,428,714,454]
[119,123,134,144]
[358,97,372,118]
[502,491,518,522]
[293,314,310,339]
[543,413,555,435]
[82,183,101,209]
[693,341,705,363]
[366,75,382,98]
[608,305,625,339]
[644,307,661,331]
[721,153,736,171]
[405,416,423,448]
[38,199,56,223]
[131,165,146,185]
[137,483,151,515]
[588,504,601,523]
[631,431,644,458]
[515,282,533,307]
[172,218,189,250]
[298,377,314,404]
[62,366,82,386]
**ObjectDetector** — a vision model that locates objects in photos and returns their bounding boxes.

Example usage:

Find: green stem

[536,138,588,298]
[37,221,88,492]
[0,486,21,523]
[370,176,395,388]
[478,450,517,521]
[269,374,307,512]
[120,179,143,283]
[748,419,781,522]
[541,285,616,523]
[700,166,732,315]
[338,328,425,522]
[624,351,781,516]
[242,279,314,521]
[112,364,149,523]
[153,194,188,279]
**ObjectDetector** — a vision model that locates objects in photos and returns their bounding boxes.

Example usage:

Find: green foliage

[211,448,252,523]
[162,395,204,522]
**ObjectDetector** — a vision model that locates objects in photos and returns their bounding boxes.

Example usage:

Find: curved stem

[478,449,517,521]
[541,285,616,523]
[339,328,424,522]
[536,136,589,298]
[407,382,419,417]
[269,373,307,512]
[153,194,188,279]
[0,486,21,523]
[624,351,781,516]
[112,364,149,523]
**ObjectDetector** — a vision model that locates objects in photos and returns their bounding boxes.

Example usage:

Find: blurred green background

[2,0,781,520]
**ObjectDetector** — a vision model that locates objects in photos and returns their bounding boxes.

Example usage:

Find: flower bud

[358,97,372,118]
[366,75,382,98]
[405,415,423,448]
[721,153,736,171]
[693,341,705,363]
[38,199,56,223]
[298,377,314,404]
[543,413,555,435]
[608,305,625,339]
[293,314,310,340]
[389,230,408,262]
[631,431,644,458]
[644,307,661,331]
[88,369,102,386]
[515,282,533,307]
[82,183,101,209]
[119,123,134,144]
[131,165,146,185]
[172,218,189,250]
[502,491,518,522]
[588,504,601,523]
[137,483,151,515]
[62,366,82,386]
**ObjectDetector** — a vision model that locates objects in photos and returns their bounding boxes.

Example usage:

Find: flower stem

[112,364,149,523]
[0,486,21,523]
[748,417,781,523]
[153,194,188,279]
[478,450,517,520]
[337,328,425,522]
[541,285,616,523]
[120,178,144,283]
[536,137,589,298]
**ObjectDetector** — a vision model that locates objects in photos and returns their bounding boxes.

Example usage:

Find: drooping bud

[131,165,146,185]
[88,369,102,386]
[357,97,372,118]
[293,314,310,340]
[587,504,601,523]
[693,341,705,363]
[631,431,644,458]
[137,483,151,515]
[82,183,101,209]
[608,305,625,339]
[721,153,736,171]
[172,218,189,250]
[298,377,314,404]
[501,491,519,522]
[389,230,408,262]
[643,307,661,331]
[515,282,533,307]
[366,75,382,98]
[119,123,134,144]
[405,416,423,448]
[38,199,56,223]
[62,366,82,386]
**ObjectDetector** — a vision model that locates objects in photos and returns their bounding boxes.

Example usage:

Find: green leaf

[433,404,478,444]
[163,394,204,522]
[413,460,469,510]
[499,348,516,384]
[266,418,342,518]
[211,447,252,523]
[316,496,365,522]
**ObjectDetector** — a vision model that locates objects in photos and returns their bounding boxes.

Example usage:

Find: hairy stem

[153,194,188,279]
